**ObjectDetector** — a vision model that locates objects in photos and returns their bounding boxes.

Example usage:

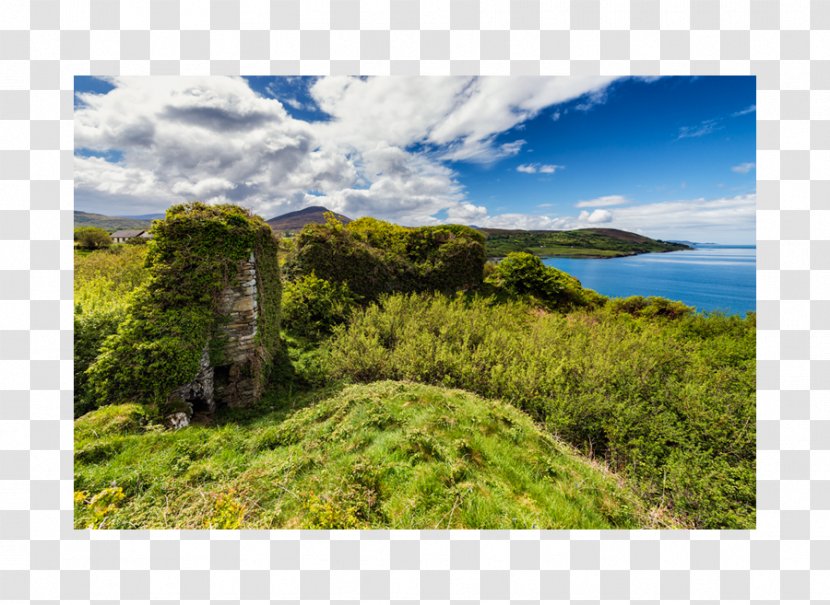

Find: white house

[110,229,152,244]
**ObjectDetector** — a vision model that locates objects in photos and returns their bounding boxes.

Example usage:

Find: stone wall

[169,253,263,425]
[214,253,262,408]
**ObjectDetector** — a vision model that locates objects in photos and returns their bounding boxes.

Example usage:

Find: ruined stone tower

[171,252,264,422]
[84,203,281,428]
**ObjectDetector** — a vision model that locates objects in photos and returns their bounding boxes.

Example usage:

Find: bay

[542,245,756,316]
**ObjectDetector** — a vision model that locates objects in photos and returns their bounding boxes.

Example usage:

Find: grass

[74,381,660,529]
[518,246,630,258]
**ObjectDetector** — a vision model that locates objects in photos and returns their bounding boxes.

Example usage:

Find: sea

[542,245,756,316]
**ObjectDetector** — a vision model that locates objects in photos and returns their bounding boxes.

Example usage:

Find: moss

[85,202,281,411]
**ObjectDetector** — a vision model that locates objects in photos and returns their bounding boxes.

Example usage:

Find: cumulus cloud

[74,75,618,223]
[598,194,756,240]
[574,195,627,208]
[455,194,756,242]
[516,163,561,174]
[578,209,614,224]
[731,162,755,174]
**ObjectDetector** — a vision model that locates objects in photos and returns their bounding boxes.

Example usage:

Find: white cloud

[598,194,756,240]
[731,162,755,174]
[516,163,561,174]
[578,209,613,224]
[455,194,756,243]
[310,76,615,164]
[574,195,627,208]
[75,75,618,223]
[677,118,720,140]
[732,104,756,117]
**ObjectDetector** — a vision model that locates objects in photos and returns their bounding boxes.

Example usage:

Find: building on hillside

[111,229,152,244]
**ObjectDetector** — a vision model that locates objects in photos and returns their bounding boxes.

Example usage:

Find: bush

[283,214,486,301]
[606,295,694,319]
[488,252,606,311]
[74,246,150,415]
[282,273,357,340]
[325,293,756,528]
[74,226,112,250]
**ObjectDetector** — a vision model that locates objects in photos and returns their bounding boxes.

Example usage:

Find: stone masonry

[213,253,261,408]
[168,253,262,425]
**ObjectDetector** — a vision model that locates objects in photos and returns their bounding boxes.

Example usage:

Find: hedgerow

[84,202,281,411]
[282,214,486,300]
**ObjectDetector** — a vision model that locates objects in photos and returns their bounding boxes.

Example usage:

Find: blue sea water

[542,245,756,316]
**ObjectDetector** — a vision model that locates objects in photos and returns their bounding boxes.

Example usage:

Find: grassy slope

[74,211,153,232]
[482,227,690,258]
[75,381,657,530]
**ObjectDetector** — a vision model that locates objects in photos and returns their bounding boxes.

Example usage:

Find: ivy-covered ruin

[85,202,281,424]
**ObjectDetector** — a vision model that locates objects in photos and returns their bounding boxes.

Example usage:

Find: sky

[74,75,756,244]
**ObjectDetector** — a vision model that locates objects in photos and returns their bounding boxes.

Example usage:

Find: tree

[74,227,112,250]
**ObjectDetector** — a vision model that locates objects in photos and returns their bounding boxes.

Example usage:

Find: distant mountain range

[479,227,691,258]
[266,206,352,232]
[75,206,687,259]
[74,211,157,232]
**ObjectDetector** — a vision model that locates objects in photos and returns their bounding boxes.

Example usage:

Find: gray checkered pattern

[0,0,825,601]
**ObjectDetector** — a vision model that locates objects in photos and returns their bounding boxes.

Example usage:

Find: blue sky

[75,75,755,243]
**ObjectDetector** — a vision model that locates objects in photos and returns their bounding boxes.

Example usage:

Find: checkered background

[0,0,826,601]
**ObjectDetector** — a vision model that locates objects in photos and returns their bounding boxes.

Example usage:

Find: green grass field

[75,382,659,529]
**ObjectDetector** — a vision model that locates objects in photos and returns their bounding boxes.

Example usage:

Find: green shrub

[74,226,112,250]
[325,293,756,528]
[205,488,246,529]
[282,273,357,339]
[74,246,150,415]
[74,486,126,528]
[606,295,695,319]
[85,202,281,411]
[488,252,606,311]
[283,214,486,301]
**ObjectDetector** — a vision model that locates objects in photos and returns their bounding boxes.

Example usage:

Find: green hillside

[74,381,658,529]
[74,211,154,232]
[481,227,691,258]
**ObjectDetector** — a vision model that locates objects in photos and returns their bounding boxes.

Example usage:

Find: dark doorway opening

[214,364,231,407]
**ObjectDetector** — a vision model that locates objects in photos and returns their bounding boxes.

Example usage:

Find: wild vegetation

[323,294,755,528]
[75,210,755,529]
[283,215,486,301]
[74,245,149,416]
[74,226,113,250]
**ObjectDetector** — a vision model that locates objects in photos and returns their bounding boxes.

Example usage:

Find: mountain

[122,213,165,220]
[267,206,351,232]
[479,226,692,258]
[74,211,154,232]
